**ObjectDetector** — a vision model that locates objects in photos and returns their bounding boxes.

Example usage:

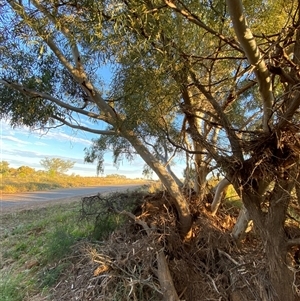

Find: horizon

[1,119,146,178]
[1,119,185,180]
[1,64,184,180]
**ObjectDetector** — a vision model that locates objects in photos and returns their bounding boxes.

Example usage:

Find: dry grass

[48,190,292,301]
[2,187,300,301]
[1,174,148,194]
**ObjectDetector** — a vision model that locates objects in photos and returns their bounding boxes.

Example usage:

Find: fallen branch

[218,249,239,265]
[157,249,180,301]
[119,210,180,301]
[119,210,152,235]
[287,238,300,247]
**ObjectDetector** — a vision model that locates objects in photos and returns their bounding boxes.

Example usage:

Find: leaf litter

[48,190,300,301]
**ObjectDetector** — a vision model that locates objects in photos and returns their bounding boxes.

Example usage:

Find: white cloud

[1,135,31,145]
[1,119,93,146]
[37,129,93,145]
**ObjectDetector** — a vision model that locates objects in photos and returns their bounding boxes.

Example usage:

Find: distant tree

[40,157,75,176]
[0,161,10,175]
[17,166,35,177]
[106,174,127,179]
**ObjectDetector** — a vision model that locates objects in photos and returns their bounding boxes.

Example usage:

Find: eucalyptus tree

[161,1,300,299]
[1,0,300,299]
[0,0,193,237]
[40,157,75,175]
[95,0,300,299]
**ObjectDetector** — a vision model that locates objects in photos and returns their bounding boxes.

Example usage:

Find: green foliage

[0,201,94,299]
[0,161,10,175]
[40,157,75,176]
[45,229,76,261]
[142,164,154,180]
[93,214,123,240]
[16,165,35,177]
[0,272,25,301]
[106,174,127,178]
[84,134,135,175]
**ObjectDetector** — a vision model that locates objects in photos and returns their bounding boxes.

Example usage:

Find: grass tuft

[0,200,92,300]
[0,272,25,301]
[45,229,76,261]
[40,262,70,289]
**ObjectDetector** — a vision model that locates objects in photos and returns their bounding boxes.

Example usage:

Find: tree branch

[277,90,300,128]
[226,0,274,133]
[164,0,243,53]
[53,116,116,135]
[9,1,76,75]
[8,0,118,121]
[0,79,112,124]
[287,238,300,247]
[189,70,244,161]
[31,0,84,75]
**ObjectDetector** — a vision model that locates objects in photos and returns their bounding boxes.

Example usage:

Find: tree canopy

[0,161,10,175]
[40,157,75,176]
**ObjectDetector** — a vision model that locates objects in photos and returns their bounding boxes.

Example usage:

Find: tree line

[0,158,75,176]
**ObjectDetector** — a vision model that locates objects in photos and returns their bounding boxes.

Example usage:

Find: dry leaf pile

[49,190,299,301]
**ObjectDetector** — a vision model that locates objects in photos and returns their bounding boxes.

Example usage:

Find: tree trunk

[241,178,297,301]
[265,236,295,301]
[157,250,180,301]
[193,152,209,203]
[166,164,183,188]
[123,130,192,238]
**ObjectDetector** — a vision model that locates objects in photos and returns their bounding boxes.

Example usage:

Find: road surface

[0,185,141,209]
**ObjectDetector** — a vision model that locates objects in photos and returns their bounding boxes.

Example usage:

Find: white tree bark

[211,178,230,216]
[232,205,253,242]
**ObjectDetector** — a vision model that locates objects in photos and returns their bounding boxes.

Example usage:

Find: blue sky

[0,119,149,178]
[1,118,188,179]
[0,56,186,179]
[0,63,151,178]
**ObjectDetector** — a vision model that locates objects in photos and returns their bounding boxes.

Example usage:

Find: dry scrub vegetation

[1,174,147,194]
[2,186,300,301]
[0,189,288,300]
[52,190,291,301]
